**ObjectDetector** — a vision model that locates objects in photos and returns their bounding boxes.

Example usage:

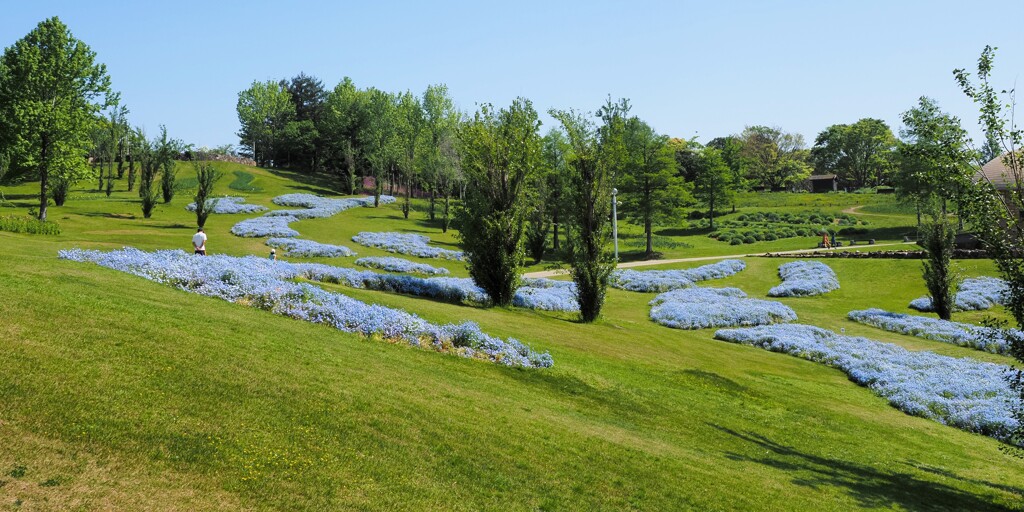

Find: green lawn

[1,166,1022,511]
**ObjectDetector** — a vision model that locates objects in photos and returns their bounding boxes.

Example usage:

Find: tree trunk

[38,134,49,221]
[645,216,653,258]
[429,188,436,221]
[709,192,716,230]
[553,209,560,251]
[442,193,451,233]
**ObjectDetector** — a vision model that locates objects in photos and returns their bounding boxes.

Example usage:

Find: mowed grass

[1,166,1023,510]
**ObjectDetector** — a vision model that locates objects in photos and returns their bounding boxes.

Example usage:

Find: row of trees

[0,17,219,226]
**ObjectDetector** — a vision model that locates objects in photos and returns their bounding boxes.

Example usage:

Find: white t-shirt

[192,232,207,250]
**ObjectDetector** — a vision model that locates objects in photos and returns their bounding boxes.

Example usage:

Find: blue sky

[2,1,1022,148]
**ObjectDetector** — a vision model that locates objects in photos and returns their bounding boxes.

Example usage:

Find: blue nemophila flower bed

[231,215,300,238]
[848,308,1018,355]
[267,238,356,258]
[231,193,396,238]
[514,278,579,312]
[649,286,797,329]
[768,261,839,297]
[714,323,1019,441]
[909,277,1009,312]
[59,248,552,368]
[355,256,450,275]
[352,232,464,260]
[609,259,746,292]
[185,196,268,214]
[267,193,396,220]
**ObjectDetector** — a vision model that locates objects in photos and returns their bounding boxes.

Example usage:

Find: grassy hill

[1,164,1022,511]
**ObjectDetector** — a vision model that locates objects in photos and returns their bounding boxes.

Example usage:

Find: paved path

[841,205,892,217]
[522,241,918,278]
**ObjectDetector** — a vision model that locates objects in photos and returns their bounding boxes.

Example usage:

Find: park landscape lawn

[1,164,1023,511]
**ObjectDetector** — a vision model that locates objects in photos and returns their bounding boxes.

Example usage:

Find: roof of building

[807,174,837,180]
[977,152,1021,190]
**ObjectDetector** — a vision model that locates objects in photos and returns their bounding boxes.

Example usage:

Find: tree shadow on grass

[267,168,341,196]
[709,424,1015,511]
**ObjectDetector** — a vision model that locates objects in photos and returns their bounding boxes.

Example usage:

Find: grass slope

[1,167,1022,511]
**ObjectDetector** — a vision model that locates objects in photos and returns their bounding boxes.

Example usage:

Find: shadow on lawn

[267,168,341,196]
[710,424,1015,510]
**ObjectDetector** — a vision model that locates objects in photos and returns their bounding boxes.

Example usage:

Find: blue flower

[352,232,464,260]
[355,256,450,275]
[848,308,1018,355]
[650,286,796,329]
[609,259,746,292]
[768,261,839,297]
[909,277,1008,312]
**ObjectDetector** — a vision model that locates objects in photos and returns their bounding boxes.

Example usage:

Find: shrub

[0,215,60,235]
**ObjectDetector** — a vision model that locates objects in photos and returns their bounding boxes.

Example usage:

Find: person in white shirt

[192,228,208,255]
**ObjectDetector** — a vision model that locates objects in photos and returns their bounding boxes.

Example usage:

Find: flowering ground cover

[230,193,396,238]
[59,248,552,368]
[355,256,450,275]
[909,276,1008,312]
[609,259,746,292]
[768,261,839,297]
[266,238,356,257]
[848,308,1018,355]
[714,323,1019,441]
[514,278,579,312]
[649,286,797,329]
[185,196,268,214]
[351,231,464,260]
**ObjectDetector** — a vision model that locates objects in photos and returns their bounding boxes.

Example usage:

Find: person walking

[269,248,277,261]
[192,228,208,255]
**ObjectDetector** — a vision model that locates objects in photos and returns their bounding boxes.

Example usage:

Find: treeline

[0,17,202,222]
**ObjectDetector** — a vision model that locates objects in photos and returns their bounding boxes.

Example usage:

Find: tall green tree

[322,77,368,194]
[457,99,542,306]
[0,16,116,221]
[549,100,621,323]
[420,84,460,223]
[396,90,424,219]
[955,47,1024,451]
[541,128,570,251]
[738,125,810,190]
[619,117,689,258]
[810,118,897,188]
[361,88,401,206]
[192,159,222,229]
[236,80,294,167]
[694,147,736,230]
[156,126,184,203]
[706,135,748,194]
[895,97,976,224]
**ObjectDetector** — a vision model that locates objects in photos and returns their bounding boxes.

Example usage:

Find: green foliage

[619,117,689,257]
[0,214,60,234]
[236,80,295,166]
[894,97,975,218]
[228,170,261,192]
[920,220,959,320]
[693,147,736,230]
[0,16,116,220]
[551,99,621,322]
[810,118,897,188]
[193,160,222,228]
[457,99,542,306]
[738,125,810,190]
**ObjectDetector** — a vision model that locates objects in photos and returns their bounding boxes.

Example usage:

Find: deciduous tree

[0,16,115,220]
[810,118,896,188]
[457,99,542,306]
[237,80,294,167]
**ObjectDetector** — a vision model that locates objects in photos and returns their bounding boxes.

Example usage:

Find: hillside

[1,163,1022,511]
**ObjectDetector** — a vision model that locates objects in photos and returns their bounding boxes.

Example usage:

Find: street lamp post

[612,188,619,261]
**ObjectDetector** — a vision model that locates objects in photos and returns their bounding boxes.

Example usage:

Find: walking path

[841,205,892,217]
[522,241,917,278]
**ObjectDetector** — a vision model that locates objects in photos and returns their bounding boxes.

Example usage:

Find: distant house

[806,174,838,193]
[977,153,1022,221]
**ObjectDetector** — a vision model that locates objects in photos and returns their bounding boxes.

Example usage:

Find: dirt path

[841,205,891,217]
[522,241,917,278]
